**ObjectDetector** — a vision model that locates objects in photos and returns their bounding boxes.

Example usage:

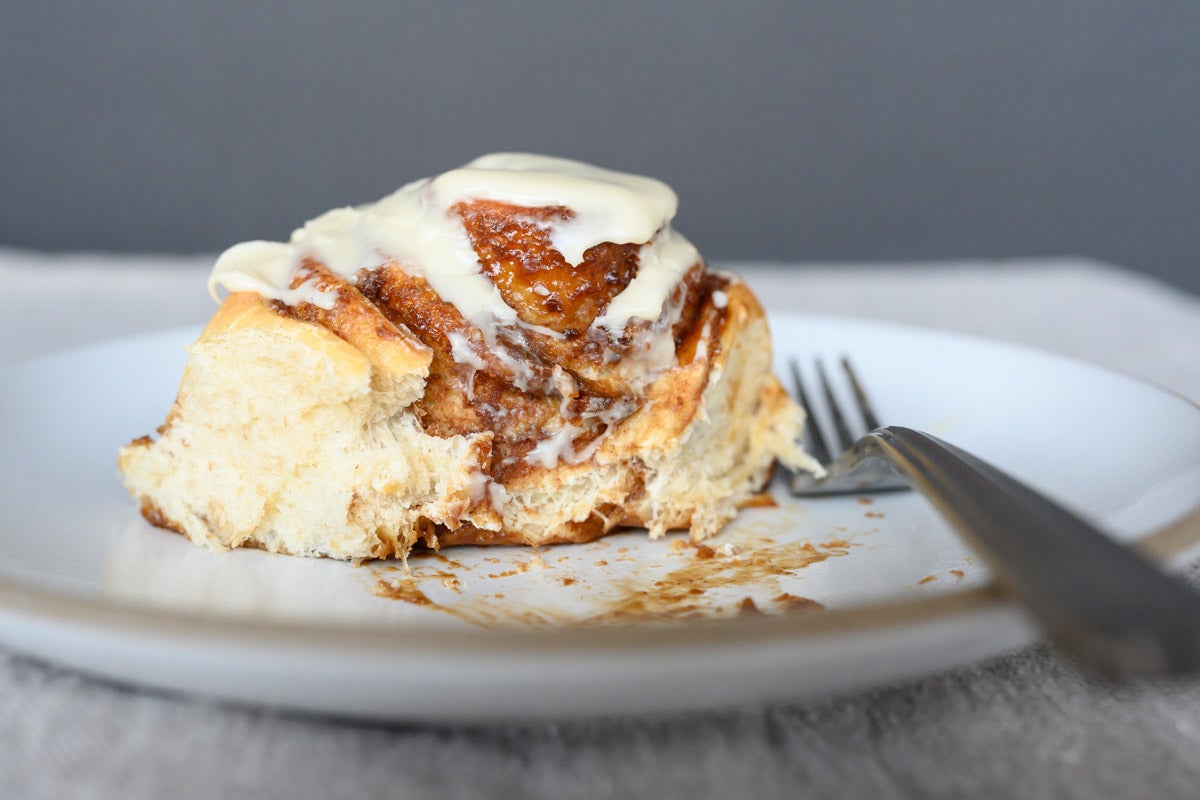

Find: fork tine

[789,355,909,496]
[816,357,855,453]
[841,357,883,431]
[789,359,834,465]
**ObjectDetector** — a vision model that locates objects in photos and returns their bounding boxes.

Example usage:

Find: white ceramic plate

[1,314,1198,721]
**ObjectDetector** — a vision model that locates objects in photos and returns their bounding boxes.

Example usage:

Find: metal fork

[788,356,1200,680]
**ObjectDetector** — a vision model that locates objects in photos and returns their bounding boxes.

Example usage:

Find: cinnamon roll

[118,154,816,559]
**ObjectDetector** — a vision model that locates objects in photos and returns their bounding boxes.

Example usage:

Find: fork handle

[861,426,1200,679]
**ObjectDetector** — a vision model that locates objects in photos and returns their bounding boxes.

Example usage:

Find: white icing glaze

[487,482,510,509]
[209,153,700,332]
[464,468,489,504]
[446,331,486,372]
[525,424,581,469]
[428,153,678,264]
[524,421,605,469]
[206,241,337,310]
[446,330,487,399]
[592,227,699,329]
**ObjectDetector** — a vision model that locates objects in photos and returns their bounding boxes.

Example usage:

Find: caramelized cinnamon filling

[453,200,640,335]
[672,270,729,364]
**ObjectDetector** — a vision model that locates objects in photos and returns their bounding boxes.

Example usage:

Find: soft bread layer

[119,281,812,559]
[119,292,497,559]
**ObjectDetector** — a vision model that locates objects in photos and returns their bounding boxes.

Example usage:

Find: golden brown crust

[138,499,185,536]
[275,261,432,380]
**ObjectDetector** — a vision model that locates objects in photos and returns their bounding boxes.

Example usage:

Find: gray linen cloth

[1,251,1199,799]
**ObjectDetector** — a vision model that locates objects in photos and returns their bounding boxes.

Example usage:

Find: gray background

[3,2,1198,293]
